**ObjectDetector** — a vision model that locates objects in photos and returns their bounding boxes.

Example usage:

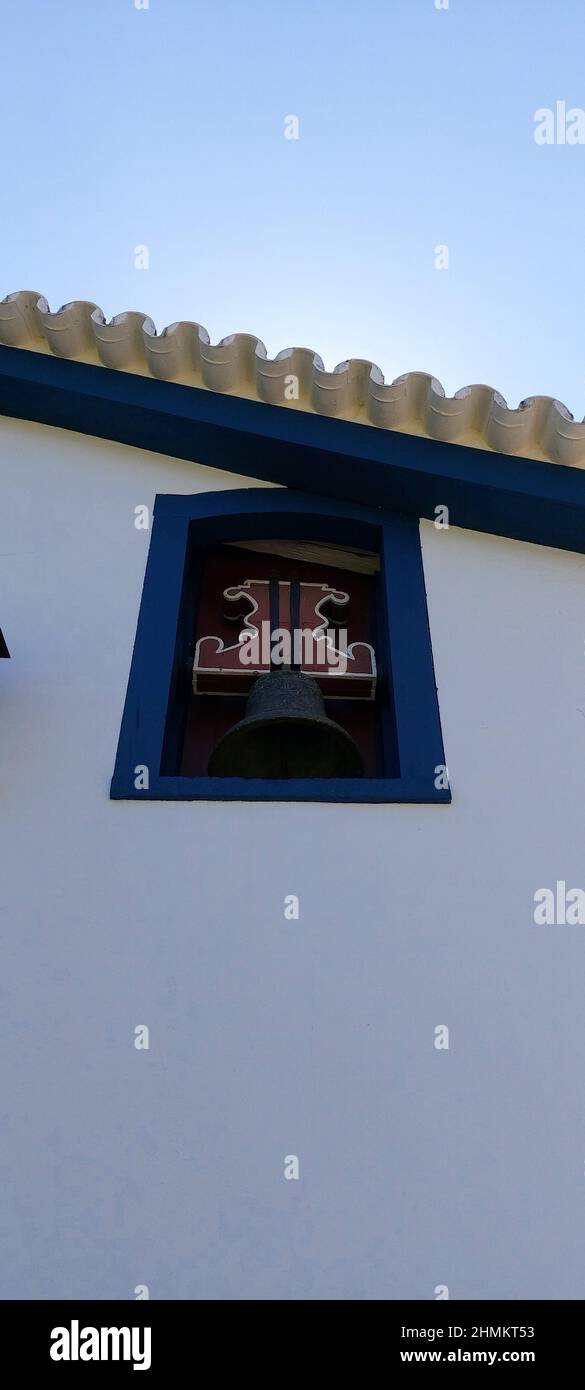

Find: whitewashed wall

[1,412,584,1301]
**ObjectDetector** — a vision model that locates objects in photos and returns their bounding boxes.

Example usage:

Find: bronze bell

[208,669,364,779]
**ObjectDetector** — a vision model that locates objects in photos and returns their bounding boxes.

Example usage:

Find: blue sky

[1,0,584,414]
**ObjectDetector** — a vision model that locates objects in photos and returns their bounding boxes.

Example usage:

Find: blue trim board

[111,775,447,805]
[110,489,450,804]
[1,346,585,555]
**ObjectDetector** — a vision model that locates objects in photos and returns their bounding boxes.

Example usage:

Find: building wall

[1,412,584,1301]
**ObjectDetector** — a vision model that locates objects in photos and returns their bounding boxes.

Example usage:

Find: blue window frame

[110,488,450,804]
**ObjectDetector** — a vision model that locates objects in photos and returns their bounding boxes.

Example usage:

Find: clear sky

[1,0,584,415]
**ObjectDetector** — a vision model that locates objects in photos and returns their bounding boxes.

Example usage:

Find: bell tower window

[111,489,449,805]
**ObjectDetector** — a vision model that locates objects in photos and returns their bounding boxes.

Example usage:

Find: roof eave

[1,344,585,557]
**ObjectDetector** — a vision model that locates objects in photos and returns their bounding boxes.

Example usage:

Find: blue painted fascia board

[1,345,584,554]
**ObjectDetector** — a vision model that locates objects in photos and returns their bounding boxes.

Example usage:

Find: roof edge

[1,290,584,470]
[2,343,585,560]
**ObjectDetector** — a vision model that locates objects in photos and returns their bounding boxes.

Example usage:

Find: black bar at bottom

[0,1297,581,1377]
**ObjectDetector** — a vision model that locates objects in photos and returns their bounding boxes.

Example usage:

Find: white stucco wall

[1,412,584,1301]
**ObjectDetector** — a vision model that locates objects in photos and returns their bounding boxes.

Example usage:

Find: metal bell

[208,669,364,779]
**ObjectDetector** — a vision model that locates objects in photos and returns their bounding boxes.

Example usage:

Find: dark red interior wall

[181,544,380,777]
